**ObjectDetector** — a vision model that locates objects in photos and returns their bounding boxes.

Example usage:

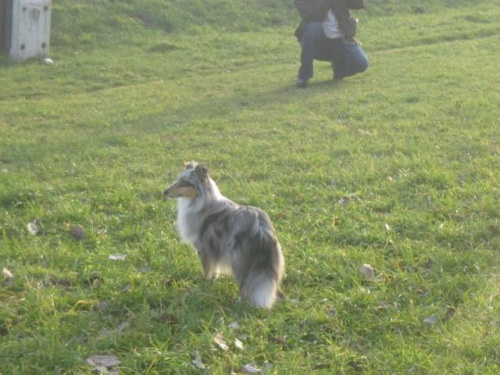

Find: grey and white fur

[163,162,284,308]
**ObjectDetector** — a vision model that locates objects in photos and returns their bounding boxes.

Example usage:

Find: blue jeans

[298,22,369,80]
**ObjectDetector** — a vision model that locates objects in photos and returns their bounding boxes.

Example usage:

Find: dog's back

[198,203,284,308]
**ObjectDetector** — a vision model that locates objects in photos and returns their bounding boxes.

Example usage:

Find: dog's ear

[184,161,197,170]
[194,164,208,179]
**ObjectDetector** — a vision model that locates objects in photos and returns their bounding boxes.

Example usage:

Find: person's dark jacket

[294,0,364,41]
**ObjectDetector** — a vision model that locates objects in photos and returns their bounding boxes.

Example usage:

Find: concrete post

[10,0,51,61]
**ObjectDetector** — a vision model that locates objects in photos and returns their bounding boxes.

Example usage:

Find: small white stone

[360,264,375,279]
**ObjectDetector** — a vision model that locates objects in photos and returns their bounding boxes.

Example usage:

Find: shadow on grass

[273,78,344,95]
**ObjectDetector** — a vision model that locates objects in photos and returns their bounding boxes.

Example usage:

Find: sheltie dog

[163,161,284,308]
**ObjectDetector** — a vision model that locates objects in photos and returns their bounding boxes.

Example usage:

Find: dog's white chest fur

[176,197,198,244]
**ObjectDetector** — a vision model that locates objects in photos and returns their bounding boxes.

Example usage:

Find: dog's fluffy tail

[244,270,279,309]
[231,207,285,308]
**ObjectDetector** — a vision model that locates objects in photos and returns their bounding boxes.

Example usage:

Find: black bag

[347,0,365,10]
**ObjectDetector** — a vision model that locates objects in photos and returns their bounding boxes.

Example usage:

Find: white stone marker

[10,0,51,61]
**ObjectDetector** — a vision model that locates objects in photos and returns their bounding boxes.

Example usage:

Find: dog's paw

[276,290,285,300]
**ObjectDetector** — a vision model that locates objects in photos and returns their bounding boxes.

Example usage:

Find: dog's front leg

[198,250,217,280]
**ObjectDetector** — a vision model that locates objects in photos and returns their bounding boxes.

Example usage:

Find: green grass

[1,0,500,373]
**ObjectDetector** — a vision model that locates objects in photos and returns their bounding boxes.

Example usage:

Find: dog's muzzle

[163,188,172,199]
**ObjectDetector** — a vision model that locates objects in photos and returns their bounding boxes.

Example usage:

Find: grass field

[1,0,500,373]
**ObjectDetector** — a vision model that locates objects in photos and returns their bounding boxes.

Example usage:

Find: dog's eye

[179,179,192,187]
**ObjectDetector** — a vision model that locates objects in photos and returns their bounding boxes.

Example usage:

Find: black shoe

[295,77,308,88]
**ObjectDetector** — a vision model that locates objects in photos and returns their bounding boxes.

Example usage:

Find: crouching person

[294,0,369,88]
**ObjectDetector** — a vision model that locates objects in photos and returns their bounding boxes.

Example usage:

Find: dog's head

[163,161,210,200]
